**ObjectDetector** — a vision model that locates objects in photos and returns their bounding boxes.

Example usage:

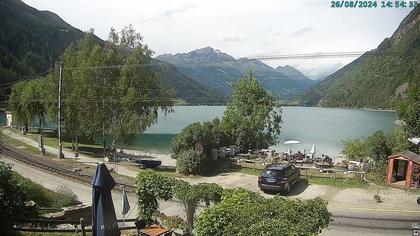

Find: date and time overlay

[331,0,418,8]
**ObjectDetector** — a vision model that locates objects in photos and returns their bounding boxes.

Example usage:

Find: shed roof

[389,150,420,164]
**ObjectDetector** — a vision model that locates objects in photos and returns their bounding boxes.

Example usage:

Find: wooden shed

[387,150,420,188]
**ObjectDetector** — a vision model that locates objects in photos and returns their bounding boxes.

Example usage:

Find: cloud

[290,26,314,37]
[297,62,345,80]
[161,3,199,19]
[137,3,198,23]
[217,31,246,42]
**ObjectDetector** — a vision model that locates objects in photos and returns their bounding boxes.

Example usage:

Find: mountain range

[300,5,420,109]
[3,0,417,108]
[156,47,315,100]
[0,0,228,104]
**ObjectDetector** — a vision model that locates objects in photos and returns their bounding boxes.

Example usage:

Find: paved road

[2,156,416,235]
[321,225,410,236]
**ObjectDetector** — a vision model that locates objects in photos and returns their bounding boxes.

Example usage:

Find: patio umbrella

[284,140,300,155]
[310,142,316,155]
[92,163,120,236]
[284,140,301,144]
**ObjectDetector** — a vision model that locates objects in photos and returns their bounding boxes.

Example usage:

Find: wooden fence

[11,217,138,235]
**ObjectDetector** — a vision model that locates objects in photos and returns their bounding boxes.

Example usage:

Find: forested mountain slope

[300,5,420,109]
[0,0,225,104]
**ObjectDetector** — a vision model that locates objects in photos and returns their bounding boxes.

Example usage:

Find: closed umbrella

[121,188,130,231]
[92,163,120,236]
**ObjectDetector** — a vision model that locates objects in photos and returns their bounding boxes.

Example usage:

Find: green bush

[0,163,27,233]
[170,119,226,159]
[195,188,331,236]
[175,149,204,175]
[136,171,223,231]
[160,213,188,232]
[53,185,80,207]
[136,170,174,223]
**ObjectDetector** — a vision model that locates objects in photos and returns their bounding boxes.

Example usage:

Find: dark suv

[258,163,300,194]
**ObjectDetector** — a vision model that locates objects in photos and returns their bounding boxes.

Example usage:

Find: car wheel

[285,183,291,195]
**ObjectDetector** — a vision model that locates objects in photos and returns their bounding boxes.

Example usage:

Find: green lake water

[0,112,5,126]
[2,106,397,157]
[111,106,396,157]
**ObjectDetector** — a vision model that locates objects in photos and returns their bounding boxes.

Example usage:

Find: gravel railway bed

[0,144,136,192]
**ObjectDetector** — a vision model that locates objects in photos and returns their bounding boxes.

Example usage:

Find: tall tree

[46,26,174,155]
[8,81,30,133]
[9,79,48,154]
[20,79,48,154]
[221,71,282,150]
[396,86,420,137]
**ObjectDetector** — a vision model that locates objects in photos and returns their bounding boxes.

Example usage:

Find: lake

[114,106,397,157]
[1,106,396,157]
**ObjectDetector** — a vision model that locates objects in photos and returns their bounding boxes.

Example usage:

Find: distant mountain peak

[275,65,309,81]
[192,46,216,54]
[156,46,235,64]
[156,47,316,100]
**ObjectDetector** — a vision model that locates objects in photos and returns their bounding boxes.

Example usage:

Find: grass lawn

[306,176,367,188]
[238,167,262,176]
[153,167,201,179]
[2,132,46,156]
[12,171,81,209]
[29,132,104,158]
[7,128,104,158]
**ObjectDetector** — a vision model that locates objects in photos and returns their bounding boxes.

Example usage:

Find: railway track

[0,144,136,192]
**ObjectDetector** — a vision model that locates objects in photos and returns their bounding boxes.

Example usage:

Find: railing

[11,217,138,235]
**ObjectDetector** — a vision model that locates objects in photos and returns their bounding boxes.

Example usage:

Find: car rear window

[261,169,284,178]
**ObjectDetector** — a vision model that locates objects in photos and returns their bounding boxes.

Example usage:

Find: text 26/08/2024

[331,0,419,8]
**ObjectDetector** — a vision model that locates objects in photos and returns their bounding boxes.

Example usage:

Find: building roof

[408,137,420,146]
[389,150,420,164]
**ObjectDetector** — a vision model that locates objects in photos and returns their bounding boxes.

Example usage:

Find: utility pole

[102,77,106,158]
[58,63,64,159]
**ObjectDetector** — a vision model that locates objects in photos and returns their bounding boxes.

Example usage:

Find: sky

[23,0,413,79]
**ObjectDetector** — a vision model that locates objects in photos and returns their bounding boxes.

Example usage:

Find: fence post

[80,218,86,236]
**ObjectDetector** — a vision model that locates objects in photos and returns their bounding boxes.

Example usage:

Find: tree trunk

[24,122,28,135]
[103,136,107,158]
[184,200,197,233]
[39,115,45,155]
[71,136,75,151]
[75,135,79,154]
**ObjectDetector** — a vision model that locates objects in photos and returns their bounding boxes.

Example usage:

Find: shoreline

[359,108,396,112]
[165,105,397,112]
[117,148,176,167]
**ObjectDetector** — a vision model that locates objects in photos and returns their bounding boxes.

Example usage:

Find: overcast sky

[23,0,412,79]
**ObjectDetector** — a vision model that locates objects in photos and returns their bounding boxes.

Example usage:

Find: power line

[8,49,415,80]
[47,50,379,71]
[245,51,369,60]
